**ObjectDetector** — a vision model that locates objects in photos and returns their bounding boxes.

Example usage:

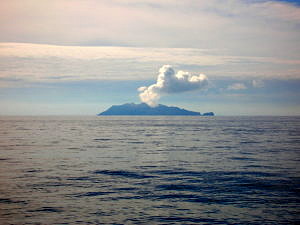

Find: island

[98,103,214,116]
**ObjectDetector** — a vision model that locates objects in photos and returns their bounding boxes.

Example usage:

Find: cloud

[0,43,227,83]
[252,79,264,88]
[0,43,230,64]
[138,65,208,106]
[0,0,300,60]
[227,83,247,90]
[1,0,300,85]
[0,42,299,86]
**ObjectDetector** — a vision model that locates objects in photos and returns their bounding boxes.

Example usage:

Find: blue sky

[0,0,300,115]
[263,0,300,5]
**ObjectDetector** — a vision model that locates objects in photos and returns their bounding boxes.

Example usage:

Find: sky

[0,0,300,115]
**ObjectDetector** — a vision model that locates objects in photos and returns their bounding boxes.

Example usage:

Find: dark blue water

[0,116,299,224]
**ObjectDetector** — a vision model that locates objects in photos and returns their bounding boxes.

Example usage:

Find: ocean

[0,116,299,224]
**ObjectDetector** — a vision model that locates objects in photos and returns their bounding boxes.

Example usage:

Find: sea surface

[0,116,299,224]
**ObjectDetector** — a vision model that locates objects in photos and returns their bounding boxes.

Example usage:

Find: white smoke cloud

[138,65,208,107]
